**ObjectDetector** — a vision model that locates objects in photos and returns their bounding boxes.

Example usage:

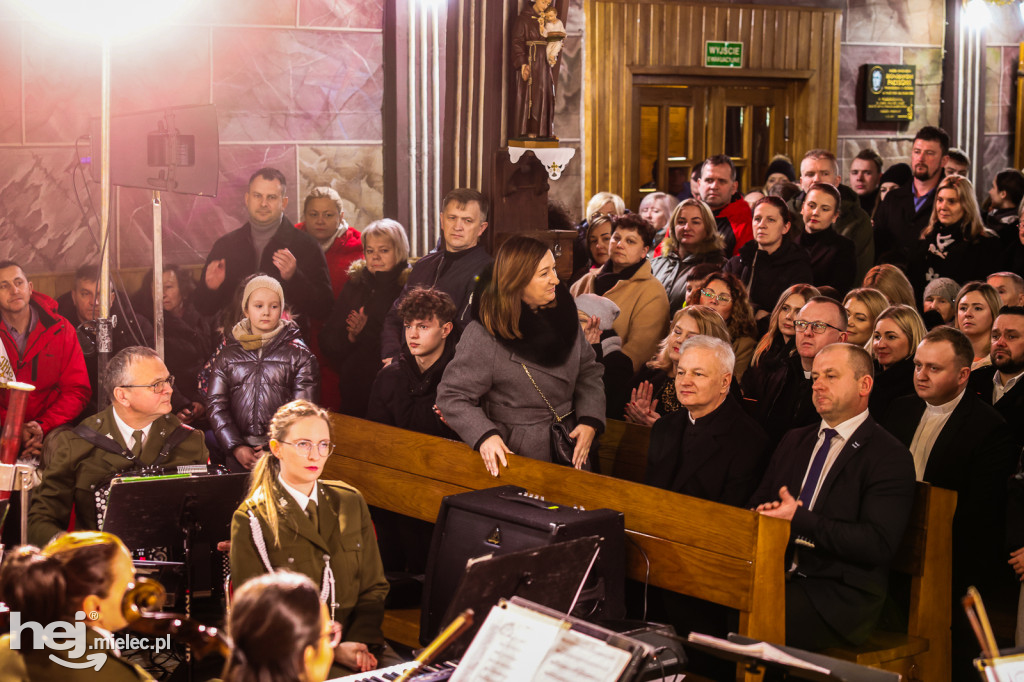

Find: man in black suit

[751,343,916,651]
[194,167,333,322]
[742,296,848,445]
[873,126,949,265]
[645,336,770,507]
[883,326,1017,679]
[970,306,1024,454]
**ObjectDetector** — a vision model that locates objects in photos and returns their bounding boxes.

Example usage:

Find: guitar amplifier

[420,485,625,643]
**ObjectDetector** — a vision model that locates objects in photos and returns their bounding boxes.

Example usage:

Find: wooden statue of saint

[510,0,563,141]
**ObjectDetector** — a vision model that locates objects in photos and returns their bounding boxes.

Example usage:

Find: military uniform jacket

[0,628,154,681]
[229,479,389,644]
[27,406,208,547]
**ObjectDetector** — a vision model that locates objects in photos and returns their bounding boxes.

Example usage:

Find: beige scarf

[232,319,286,351]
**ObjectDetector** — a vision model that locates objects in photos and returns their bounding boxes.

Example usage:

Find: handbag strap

[521,364,573,422]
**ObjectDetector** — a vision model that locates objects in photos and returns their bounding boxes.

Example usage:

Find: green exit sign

[705,41,743,68]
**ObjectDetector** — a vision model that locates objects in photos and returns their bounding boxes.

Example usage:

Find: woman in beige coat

[570,214,670,373]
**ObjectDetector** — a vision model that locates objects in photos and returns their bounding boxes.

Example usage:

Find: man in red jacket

[0,261,90,458]
[698,154,753,257]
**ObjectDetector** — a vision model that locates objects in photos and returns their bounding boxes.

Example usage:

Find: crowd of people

[0,124,1022,679]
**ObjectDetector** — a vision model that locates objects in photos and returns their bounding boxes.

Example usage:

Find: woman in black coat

[725,196,814,316]
[320,220,411,418]
[135,265,215,419]
[868,305,926,419]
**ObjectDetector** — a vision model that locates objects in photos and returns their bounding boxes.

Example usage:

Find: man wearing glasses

[743,297,848,444]
[28,346,208,545]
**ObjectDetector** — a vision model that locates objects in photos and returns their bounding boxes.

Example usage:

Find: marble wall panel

[548,142,583,221]
[298,144,384,229]
[192,0,298,28]
[0,147,101,270]
[838,136,914,176]
[981,135,1010,187]
[985,47,1006,135]
[112,144,297,267]
[0,22,21,144]
[838,44,901,136]
[564,0,585,34]
[846,0,944,47]
[985,3,1024,46]
[110,27,212,115]
[22,25,101,144]
[902,48,942,127]
[554,36,582,140]
[299,0,384,29]
[213,29,383,142]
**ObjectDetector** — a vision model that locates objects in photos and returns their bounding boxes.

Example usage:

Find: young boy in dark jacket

[367,287,458,439]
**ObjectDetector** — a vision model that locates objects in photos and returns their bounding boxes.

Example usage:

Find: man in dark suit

[194,167,333,323]
[645,336,770,507]
[969,306,1024,454]
[883,326,1017,679]
[751,343,916,651]
[873,126,949,265]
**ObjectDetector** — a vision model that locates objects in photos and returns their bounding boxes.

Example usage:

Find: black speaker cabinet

[420,485,626,643]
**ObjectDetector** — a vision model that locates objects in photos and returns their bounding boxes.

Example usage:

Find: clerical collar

[924,388,965,416]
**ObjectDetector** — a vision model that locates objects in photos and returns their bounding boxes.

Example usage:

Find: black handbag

[522,364,592,471]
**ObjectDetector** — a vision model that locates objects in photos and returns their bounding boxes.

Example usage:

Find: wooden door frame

[631,85,706,210]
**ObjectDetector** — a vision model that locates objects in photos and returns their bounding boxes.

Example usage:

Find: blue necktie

[798,428,838,507]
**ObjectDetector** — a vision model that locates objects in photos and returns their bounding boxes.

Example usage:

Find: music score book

[450,600,633,682]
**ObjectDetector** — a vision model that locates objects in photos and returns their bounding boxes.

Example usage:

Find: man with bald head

[751,343,916,651]
[742,296,848,444]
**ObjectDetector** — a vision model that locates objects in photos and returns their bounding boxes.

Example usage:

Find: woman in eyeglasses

[229,399,389,675]
[724,196,813,318]
[684,272,758,379]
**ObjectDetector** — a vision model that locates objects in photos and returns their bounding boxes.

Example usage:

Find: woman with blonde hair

[639,191,679,253]
[843,287,890,347]
[750,283,821,368]
[439,236,605,475]
[954,281,1002,369]
[862,264,916,308]
[684,272,758,378]
[910,175,1000,295]
[0,532,153,680]
[230,399,389,674]
[869,305,927,416]
[650,199,727,312]
[622,306,730,426]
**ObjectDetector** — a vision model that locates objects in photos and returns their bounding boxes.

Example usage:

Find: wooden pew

[323,413,789,680]
[596,419,955,681]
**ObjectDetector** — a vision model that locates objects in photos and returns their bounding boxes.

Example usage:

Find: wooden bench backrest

[324,413,790,646]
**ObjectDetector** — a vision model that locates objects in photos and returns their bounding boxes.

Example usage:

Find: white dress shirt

[909,389,965,480]
[799,409,871,510]
[994,369,1024,404]
[110,407,153,453]
[278,472,319,511]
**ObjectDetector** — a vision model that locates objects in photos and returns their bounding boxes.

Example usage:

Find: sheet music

[451,602,631,682]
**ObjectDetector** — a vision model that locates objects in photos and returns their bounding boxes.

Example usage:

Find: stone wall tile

[22,27,100,144]
[0,22,21,144]
[846,0,944,46]
[299,0,384,29]
[298,144,384,229]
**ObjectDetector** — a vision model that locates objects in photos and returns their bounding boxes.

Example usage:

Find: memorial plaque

[864,64,916,122]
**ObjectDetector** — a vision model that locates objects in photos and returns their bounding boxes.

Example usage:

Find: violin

[121,577,230,660]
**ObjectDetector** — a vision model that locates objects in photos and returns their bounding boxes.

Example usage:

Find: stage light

[12,0,193,40]
[963,0,991,28]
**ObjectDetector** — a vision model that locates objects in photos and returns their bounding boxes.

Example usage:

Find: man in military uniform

[28,346,208,546]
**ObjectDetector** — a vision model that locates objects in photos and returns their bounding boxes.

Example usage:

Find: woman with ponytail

[228,399,390,675]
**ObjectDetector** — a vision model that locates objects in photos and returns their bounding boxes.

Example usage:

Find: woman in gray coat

[437,236,606,476]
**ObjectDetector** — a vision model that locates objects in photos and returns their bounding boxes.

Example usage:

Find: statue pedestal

[507,145,576,180]
[490,147,577,280]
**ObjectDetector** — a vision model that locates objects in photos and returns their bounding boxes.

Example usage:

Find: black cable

[625,534,651,622]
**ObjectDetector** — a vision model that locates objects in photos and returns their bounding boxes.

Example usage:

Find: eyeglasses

[119,375,175,393]
[320,620,343,649]
[278,440,336,458]
[793,320,844,334]
[699,288,732,304]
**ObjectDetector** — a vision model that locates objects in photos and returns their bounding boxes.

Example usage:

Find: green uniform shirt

[27,406,208,547]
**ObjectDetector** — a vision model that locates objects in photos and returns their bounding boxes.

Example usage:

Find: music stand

[102,473,248,607]
[435,535,602,658]
[686,633,901,682]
